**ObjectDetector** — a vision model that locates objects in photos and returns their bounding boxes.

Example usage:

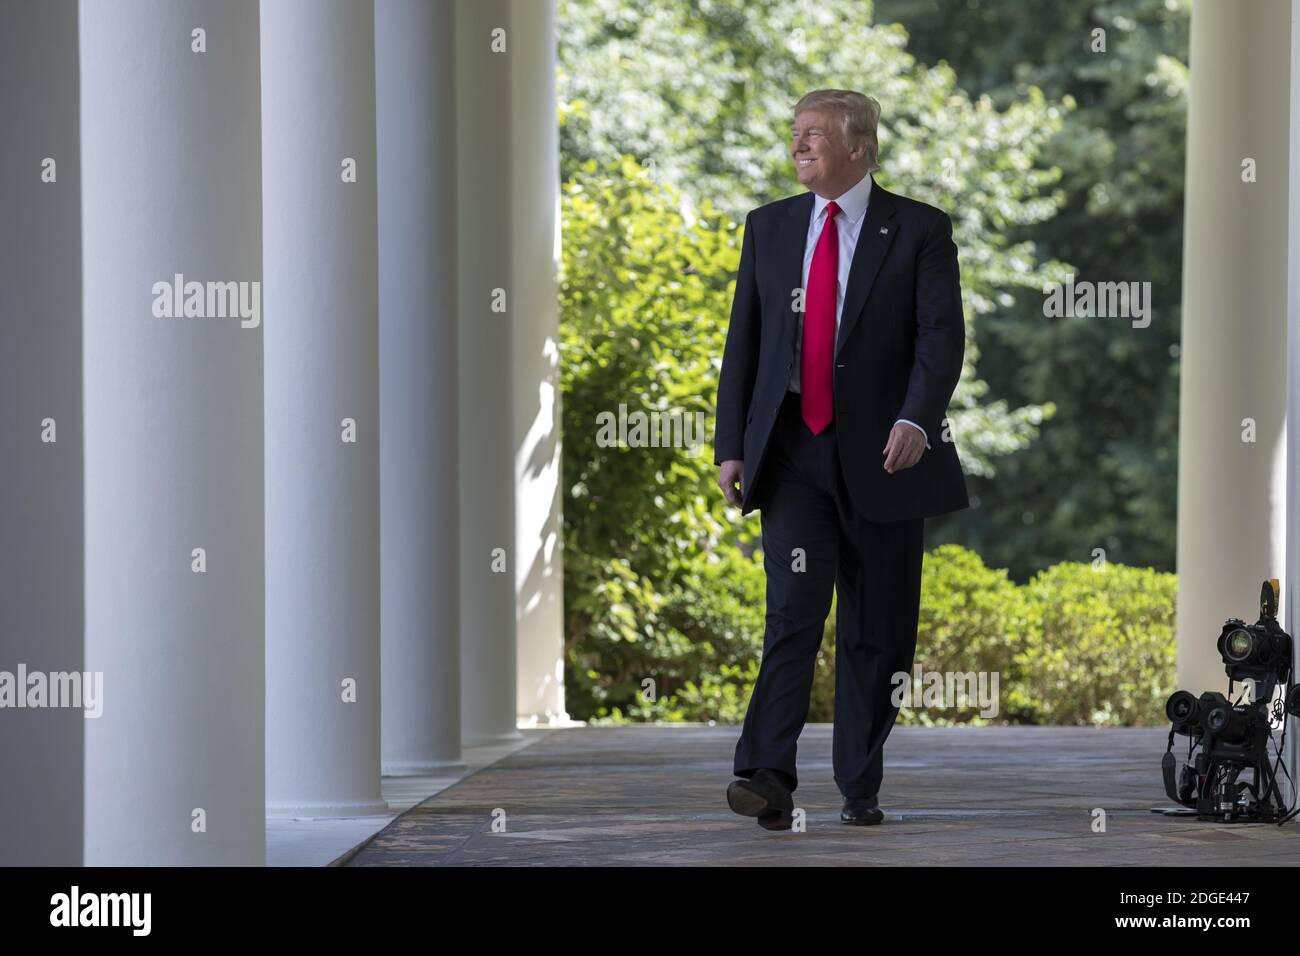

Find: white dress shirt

[789,171,929,448]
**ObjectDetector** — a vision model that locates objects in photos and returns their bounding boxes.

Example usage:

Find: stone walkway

[344,725,1300,865]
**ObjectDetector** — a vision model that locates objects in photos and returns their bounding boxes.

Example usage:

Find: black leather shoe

[727,769,794,830]
[841,796,884,825]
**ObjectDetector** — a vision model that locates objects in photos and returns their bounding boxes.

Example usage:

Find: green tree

[559,0,1068,483]
[560,157,758,718]
[875,0,1189,579]
[556,0,1184,720]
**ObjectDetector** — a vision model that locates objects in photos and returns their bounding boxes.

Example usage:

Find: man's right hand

[718,459,744,507]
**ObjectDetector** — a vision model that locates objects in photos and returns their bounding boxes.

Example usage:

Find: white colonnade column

[510,0,569,729]
[80,0,266,864]
[0,0,83,865]
[456,0,523,746]
[1286,0,1300,803]
[1176,0,1291,697]
[262,0,387,816]
[375,0,465,775]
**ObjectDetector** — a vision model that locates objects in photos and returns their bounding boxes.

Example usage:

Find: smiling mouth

[797,158,816,167]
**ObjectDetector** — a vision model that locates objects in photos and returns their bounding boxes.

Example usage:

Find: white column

[510,0,568,728]
[0,0,83,865]
[1285,0,1300,805]
[375,0,465,775]
[457,0,523,746]
[262,0,387,816]
[80,0,265,864]
[1177,0,1290,697]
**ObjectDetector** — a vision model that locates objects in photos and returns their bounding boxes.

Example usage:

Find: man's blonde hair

[793,89,882,172]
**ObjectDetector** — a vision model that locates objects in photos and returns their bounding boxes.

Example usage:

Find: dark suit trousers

[733,388,924,799]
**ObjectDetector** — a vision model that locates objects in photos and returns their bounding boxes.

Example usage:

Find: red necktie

[801,200,840,434]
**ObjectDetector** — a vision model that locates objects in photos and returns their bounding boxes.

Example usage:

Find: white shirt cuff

[895,419,930,449]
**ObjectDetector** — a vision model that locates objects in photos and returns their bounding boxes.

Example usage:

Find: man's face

[791,108,865,198]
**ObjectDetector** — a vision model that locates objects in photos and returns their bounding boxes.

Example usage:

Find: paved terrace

[338,725,1300,866]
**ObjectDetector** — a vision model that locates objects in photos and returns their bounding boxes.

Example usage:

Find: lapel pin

[880,226,889,235]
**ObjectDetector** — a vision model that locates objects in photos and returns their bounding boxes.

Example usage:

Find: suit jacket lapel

[836,178,899,358]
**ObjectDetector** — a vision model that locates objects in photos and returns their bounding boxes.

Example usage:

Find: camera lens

[1165,691,1197,724]
[1224,627,1253,661]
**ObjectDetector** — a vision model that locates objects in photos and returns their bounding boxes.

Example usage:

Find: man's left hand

[882,422,926,473]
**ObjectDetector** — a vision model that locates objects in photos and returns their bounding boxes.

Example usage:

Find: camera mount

[1156,579,1298,824]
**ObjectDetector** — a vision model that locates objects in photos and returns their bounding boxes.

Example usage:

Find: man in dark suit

[715,89,969,829]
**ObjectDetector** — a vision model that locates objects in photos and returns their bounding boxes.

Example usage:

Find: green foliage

[559,155,739,573]
[908,543,1037,725]
[559,0,1191,580]
[572,537,1176,727]
[560,156,764,721]
[811,547,1033,727]
[575,547,769,725]
[876,0,1190,579]
[1016,559,1178,726]
[558,0,1067,479]
[556,0,1184,729]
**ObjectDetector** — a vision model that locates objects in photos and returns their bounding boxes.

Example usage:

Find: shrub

[578,543,1177,728]
[1015,561,1177,726]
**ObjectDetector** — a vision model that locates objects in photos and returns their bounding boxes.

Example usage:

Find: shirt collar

[813,170,872,225]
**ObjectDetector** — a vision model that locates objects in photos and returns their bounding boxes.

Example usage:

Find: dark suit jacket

[713,175,970,522]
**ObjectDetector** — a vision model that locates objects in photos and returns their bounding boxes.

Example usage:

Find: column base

[266,798,393,821]
[462,729,526,747]
[517,713,582,729]
[381,757,468,777]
